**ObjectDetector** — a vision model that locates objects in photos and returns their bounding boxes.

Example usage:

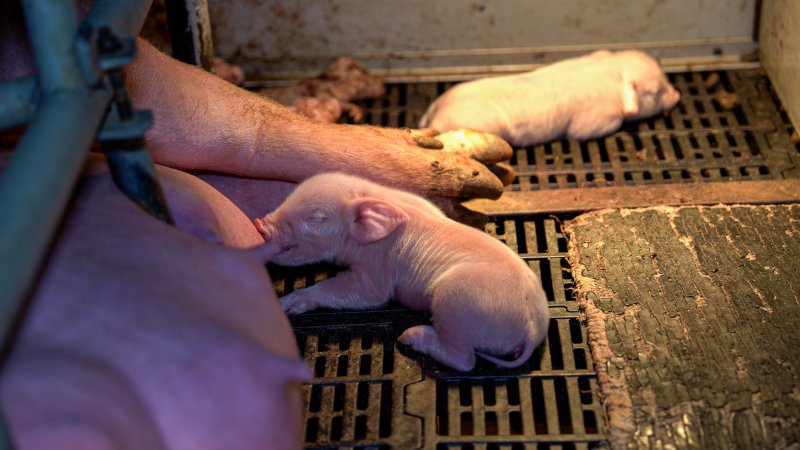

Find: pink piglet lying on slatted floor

[419,50,680,146]
[250,172,549,371]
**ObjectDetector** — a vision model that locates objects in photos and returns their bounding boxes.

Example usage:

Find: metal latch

[77,24,174,225]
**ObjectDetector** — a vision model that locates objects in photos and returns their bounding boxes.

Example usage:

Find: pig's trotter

[487,162,516,186]
[398,325,476,372]
[435,129,513,165]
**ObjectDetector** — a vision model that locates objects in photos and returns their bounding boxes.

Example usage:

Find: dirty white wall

[760,0,800,130]
[208,0,758,81]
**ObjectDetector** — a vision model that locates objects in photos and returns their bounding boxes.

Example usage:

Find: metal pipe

[0,0,151,348]
[0,89,112,342]
[0,89,112,450]
[0,0,152,130]
[0,0,87,324]
[21,0,85,93]
[83,0,153,37]
[164,0,215,70]
[0,1,158,446]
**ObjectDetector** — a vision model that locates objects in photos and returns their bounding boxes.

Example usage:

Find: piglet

[251,173,549,371]
[258,57,385,123]
[419,50,680,146]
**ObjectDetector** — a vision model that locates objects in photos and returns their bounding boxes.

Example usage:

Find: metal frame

[0,0,160,445]
[164,0,215,70]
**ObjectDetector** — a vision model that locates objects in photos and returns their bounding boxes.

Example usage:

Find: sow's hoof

[435,129,513,165]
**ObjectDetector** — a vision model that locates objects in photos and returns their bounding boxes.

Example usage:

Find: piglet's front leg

[280,269,390,314]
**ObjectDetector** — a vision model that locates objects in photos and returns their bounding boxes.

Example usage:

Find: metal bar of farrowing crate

[164,0,215,70]
[0,0,155,341]
[0,0,156,129]
[83,0,153,35]
[0,0,153,446]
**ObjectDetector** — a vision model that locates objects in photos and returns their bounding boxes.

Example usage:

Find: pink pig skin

[419,50,680,146]
[0,154,309,450]
[195,172,298,221]
[251,172,549,372]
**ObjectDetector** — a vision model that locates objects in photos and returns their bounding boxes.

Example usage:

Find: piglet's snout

[253,217,277,242]
[664,86,681,110]
[253,217,296,254]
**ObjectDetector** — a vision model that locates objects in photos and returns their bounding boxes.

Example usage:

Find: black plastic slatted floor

[272,68,798,449]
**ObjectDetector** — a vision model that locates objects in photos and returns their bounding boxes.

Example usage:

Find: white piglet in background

[419,50,680,146]
[251,173,549,372]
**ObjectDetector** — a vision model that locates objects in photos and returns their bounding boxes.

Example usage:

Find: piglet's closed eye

[347,198,410,244]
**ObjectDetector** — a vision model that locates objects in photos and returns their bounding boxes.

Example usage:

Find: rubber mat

[564,204,800,449]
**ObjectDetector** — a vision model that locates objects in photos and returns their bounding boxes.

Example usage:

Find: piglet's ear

[347,198,409,244]
[621,80,639,118]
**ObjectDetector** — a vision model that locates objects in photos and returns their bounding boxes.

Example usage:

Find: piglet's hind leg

[398,325,476,372]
